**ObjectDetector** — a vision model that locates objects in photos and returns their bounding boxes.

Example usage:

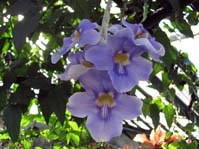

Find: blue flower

[122,20,165,61]
[51,19,100,64]
[58,50,94,81]
[85,28,153,92]
[68,69,142,142]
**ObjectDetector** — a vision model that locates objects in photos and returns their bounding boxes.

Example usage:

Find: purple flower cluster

[51,19,165,142]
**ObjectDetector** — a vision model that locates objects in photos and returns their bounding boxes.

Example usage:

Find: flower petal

[108,68,137,93]
[61,37,73,50]
[128,56,152,81]
[79,69,103,92]
[122,39,144,56]
[68,51,85,64]
[108,24,123,34]
[85,44,113,70]
[133,133,150,143]
[68,92,97,118]
[51,53,61,64]
[107,28,132,53]
[51,37,73,64]
[78,30,100,47]
[135,38,165,61]
[149,38,165,56]
[77,19,98,31]
[86,113,123,142]
[114,94,143,120]
[79,69,114,93]
[122,19,140,35]
[58,64,90,81]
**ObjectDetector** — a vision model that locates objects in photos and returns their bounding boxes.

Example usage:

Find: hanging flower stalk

[100,0,112,41]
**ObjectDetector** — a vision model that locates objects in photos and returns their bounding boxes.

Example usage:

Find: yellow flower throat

[81,60,94,68]
[96,93,115,107]
[114,52,129,65]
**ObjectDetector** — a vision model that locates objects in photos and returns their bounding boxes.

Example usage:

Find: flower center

[96,93,115,107]
[96,93,115,119]
[81,60,94,68]
[135,31,148,39]
[73,30,81,42]
[114,52,129,65]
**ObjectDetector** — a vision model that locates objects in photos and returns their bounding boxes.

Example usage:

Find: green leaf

[186,11,199,25]
[3,105,22,142]
[39,83,72,124]
[68,121,79,131]
[9,86,34,113]
[27,62,39,76]
[151,98,165,110]
[48,85,69,124]
[66,132,80,146]
[189,140,198,149]
[149,104,160,129]
[183,123,196,133]
[1,39,11,53]
[67,0,101,19]
[165,131,172,139]
[38,90,53,124]
[42,58,65,72]
[20,139,31,149]
[172,18,194,37]
[0,90,8,111]
[7,0,35,15]
[150,63,163,78]
[13,8,40,52]
[175,140,197,149]
[0,38,6,53]
[23,74,51,89]
[167,88,176,102]
[163,104,175,128]
[10,59,27,69]
[142,100,150,116]
[3,70,16,89]
[168,142,179,149]
[0,132,10,140]
[162,72,171,88]
[153,28,177,67]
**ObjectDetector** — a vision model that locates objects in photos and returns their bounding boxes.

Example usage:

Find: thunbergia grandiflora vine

[51,19,165,142]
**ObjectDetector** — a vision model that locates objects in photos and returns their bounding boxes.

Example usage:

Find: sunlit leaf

[66,132,80,146]
[168,142,178,149]
[163,104,175,128]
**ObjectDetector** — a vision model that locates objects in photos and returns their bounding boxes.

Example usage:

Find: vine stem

[100,0,112,41]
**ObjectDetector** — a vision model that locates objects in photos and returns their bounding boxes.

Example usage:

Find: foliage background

[0,0,199,148]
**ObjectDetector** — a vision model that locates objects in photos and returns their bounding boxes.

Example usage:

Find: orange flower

[168,133,181,143]
[133,128,181,149]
